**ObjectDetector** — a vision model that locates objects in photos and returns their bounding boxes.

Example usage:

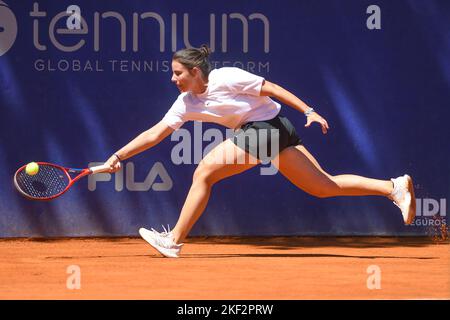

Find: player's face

[171,60,196,93]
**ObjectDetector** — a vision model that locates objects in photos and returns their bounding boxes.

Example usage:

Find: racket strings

[15,165,70,199]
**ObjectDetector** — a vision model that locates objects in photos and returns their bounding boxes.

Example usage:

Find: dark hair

[173,45,212,79]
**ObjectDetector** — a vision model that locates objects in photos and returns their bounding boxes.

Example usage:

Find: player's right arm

[105,120,174,172]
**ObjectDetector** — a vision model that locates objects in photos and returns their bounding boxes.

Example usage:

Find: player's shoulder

[170,92,189,108]
[212,67,246,76]
[177,92,190,100]
[212,67,260,82]
[210,67,255,88]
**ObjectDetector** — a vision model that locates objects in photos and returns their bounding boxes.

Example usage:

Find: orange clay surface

[0,237,448,300]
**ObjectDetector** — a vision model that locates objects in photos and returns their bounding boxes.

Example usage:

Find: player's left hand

[305,112,330,134]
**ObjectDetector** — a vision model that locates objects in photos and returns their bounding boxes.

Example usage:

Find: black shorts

[231,114,302,162]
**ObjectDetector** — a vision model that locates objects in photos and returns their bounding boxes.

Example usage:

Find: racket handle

[89,164,111,174]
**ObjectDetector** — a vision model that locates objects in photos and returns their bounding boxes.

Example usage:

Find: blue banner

[1,0,449,237]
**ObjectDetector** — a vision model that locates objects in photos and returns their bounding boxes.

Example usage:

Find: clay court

[0,236,448,300]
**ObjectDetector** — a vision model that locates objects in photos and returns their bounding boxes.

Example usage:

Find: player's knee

[314,191,333,199]
[310,184,337,198]
[313,175,341,198]
[193,163,219,186]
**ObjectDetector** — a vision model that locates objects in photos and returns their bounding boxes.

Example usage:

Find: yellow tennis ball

[25,162,39,176]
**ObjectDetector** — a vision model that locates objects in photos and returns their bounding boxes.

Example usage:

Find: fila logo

[88,162,173,192]
[0,1,18,56]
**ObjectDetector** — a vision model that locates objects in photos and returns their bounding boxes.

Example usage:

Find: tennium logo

[0,1,17,56]
[2,2,271,73]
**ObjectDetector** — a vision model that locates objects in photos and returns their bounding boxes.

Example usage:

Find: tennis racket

[13,162,111,201]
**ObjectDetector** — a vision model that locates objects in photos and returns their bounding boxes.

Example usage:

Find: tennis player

[104,45,416,258]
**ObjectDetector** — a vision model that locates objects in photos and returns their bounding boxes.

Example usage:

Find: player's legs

[171,139,260,243]
[273,145,394,198]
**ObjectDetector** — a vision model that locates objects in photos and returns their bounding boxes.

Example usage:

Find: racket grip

[89,164,111,174]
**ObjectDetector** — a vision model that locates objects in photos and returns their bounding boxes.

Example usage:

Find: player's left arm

[260,80,329,134]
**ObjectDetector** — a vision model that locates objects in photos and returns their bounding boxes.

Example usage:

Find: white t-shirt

[162,67,281,130]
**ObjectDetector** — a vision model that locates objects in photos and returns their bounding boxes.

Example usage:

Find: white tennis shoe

[139,226,183,258]
[389,174,416,225]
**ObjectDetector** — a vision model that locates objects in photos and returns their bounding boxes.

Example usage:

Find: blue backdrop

[1,0,448,237]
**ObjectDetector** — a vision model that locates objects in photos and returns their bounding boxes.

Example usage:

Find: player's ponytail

[199,44,211,58]
[173,45,212,79]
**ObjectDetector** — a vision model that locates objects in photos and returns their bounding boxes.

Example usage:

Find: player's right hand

[104,154,122,173]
